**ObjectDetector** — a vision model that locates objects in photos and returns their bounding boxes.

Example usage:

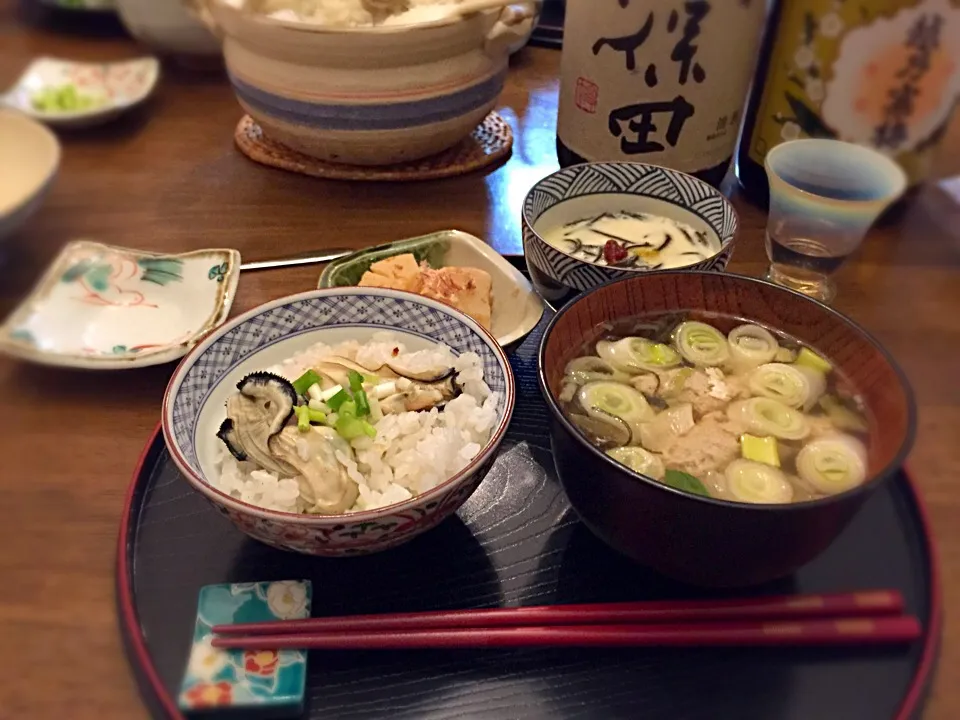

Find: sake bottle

[736,0,960,205]
[555,0,768,188]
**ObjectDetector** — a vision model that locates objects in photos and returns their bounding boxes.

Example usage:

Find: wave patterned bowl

[188,0,537,166]
[162,288,516,557]
[522,162,739,306]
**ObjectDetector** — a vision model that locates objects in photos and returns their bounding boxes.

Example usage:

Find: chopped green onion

[368,396,383,423]
[354,388,371,417]
[295,406,311,432]
[308,399,330,413]
[795,347,832,374]
[338,399,357,418]
[372,381,397,399]
[796,434,867,494]
[673,321,730,367]
[347,370,371,416]
[724,459,794,503]
[319,384,345,402]
[348,370,364,393]
[819,395,869,433]
[740,434,780,467]
[294,406,327,432]
[326,389,351,411]
[661,367,693,397]
[335,415,377,441]
[292,369,322,396]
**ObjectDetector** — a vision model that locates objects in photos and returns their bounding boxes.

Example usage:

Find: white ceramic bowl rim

[522,161,739,271]
[162,287,516,524]
[0,110,61,217]
[211,0,501,35]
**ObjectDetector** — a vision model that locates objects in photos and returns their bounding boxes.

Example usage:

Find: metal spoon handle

[239,249,354,272]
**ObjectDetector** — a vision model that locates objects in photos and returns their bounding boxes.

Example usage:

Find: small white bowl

[0,109,60,242]
[0,240,240,370]
[2,56,160,129]
[319,230,545,347]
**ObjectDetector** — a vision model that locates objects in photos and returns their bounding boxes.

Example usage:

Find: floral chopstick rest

[179,581,312,717]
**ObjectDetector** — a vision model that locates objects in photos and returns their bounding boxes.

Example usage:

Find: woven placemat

[234,111,514,182]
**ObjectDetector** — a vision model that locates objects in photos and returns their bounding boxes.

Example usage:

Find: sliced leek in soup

[558,315,873,505]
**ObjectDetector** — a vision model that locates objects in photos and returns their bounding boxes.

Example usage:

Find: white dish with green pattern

[0,240,240,370]
[319,230,544,348]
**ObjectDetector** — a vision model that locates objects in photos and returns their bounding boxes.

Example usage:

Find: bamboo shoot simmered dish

[558,316,872,504]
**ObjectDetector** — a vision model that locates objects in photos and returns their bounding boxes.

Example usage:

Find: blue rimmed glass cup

[764,139,907,303]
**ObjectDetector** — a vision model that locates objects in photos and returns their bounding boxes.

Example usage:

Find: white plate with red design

[1,57,160,128]
[0,240,241,370]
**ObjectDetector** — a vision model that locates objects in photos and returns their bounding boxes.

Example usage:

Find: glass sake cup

[763,139,907,303]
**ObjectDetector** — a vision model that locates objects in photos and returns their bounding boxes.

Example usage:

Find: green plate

[317,229,544,348]
[318,232,453,289]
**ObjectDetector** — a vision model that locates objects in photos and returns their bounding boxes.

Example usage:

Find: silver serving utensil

[240,249,354,272]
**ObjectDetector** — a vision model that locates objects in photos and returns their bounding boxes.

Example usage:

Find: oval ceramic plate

[319,230,544,347]
[2,57,160,128]
[0,240,240,370]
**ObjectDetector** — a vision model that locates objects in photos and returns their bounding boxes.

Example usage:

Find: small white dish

[0,240,241,370]
[1,57,160,128]
[0,109,60,242]
[319,229,545,347]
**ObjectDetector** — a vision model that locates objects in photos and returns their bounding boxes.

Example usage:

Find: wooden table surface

[2,4,960,718]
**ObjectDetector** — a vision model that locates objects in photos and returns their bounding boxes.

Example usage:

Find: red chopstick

[212,590,904,636]
[211,616,921,651]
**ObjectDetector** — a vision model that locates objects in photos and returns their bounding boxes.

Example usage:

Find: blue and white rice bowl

[522,162,739,305]
[162,288,515,557]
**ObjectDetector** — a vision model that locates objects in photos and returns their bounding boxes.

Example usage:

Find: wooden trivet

[234,111,514,182]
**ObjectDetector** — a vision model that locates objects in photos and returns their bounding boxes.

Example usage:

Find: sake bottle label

[745,0,960,187]
[557,0,766,172]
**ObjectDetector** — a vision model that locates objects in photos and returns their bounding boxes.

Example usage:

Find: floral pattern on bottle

[747,0,960,187]
[822,0,960,153]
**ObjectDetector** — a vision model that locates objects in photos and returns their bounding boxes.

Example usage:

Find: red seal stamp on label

[575,77,599,114]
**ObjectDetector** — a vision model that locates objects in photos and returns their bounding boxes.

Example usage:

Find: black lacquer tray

[118,315,941,720]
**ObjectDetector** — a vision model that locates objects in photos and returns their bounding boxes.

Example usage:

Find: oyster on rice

[214,333,501,515]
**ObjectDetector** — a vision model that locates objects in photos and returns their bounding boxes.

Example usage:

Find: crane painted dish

[0,240,240,370]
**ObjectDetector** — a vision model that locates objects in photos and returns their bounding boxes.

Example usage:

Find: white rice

[213,332,500,514]
[227,0,465,28]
